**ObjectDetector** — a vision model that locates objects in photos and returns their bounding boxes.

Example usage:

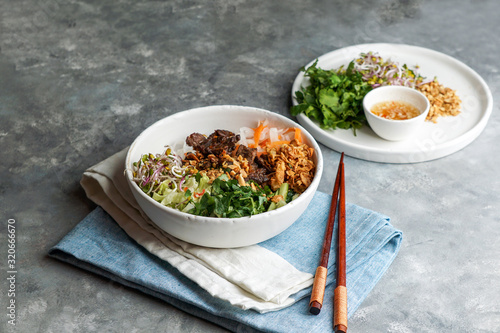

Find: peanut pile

[417,80,462,123]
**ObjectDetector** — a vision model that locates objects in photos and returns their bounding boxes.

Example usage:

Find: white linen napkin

[80,148,313,313]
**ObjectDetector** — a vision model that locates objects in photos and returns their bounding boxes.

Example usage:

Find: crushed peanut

[417,80,462,123]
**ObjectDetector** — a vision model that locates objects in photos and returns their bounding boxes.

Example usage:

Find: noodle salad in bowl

[131,120,316,218]
[125,105,323,248]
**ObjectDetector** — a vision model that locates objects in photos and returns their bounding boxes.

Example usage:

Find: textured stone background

[1,0,499,332]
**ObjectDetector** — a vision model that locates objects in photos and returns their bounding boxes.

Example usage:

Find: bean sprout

[351,52,428,88]
[132,146,189,194]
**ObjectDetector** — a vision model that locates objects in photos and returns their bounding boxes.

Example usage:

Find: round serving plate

[291,43,493,163]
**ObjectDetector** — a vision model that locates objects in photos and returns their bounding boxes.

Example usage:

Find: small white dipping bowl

[363,86,430,141]
[125,105,323,248]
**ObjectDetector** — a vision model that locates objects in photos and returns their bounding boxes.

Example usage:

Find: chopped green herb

[291,60,373,135]
[188,174,295,218]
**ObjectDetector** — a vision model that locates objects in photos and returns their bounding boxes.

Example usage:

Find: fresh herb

[189,174,295,218]
[291,60,373,135]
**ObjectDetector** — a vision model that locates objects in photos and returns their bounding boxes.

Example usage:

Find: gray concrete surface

[1,0,499,332]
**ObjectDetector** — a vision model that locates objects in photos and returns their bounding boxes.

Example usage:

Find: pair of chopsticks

[309,152,348,333]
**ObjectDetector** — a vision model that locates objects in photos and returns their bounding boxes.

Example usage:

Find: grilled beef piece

[232,145,271,184]
[247,167,269,185]
[185,133,206,149]
[233,144,257,164]
[255,154,273,172]
[184,129,274,186]
[186,130,240,156]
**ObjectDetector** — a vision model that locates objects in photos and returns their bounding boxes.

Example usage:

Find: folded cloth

[49,148,403,331]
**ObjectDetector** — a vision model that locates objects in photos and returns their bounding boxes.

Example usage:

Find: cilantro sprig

[291,60,373,135]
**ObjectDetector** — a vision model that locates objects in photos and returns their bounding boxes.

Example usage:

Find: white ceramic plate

[291,43,493,163]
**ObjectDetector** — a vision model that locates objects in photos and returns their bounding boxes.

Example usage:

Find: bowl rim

[124,105,324,223]
[363,85,430,123]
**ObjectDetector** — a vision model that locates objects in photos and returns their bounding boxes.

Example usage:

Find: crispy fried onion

[265,141,315,194]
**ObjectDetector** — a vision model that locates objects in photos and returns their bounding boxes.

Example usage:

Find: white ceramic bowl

[125,105,323,248]
[363,86,430,141]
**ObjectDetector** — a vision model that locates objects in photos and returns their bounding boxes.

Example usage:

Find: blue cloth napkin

[49,191,402,333]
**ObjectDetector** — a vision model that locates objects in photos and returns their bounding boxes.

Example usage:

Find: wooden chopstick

[308,152,344,315]
[334,159,348,333]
